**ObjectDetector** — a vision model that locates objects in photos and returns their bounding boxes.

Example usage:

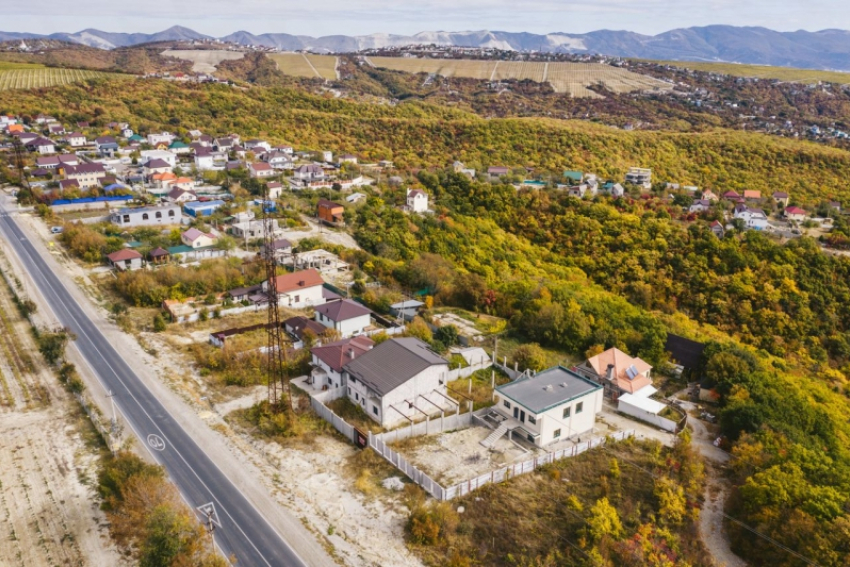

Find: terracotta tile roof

[311,336,375,372]
[269,269,324,294]
[107,249,143,262]
[585,347,652,395]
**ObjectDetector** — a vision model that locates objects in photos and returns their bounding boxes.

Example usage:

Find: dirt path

[0,238,124,567]
[670,390,747,567]
[701,476,747,567]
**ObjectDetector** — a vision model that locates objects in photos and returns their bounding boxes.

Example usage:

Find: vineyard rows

[368,57,672,98]
[270,53,339,80]
[0,68,124,91]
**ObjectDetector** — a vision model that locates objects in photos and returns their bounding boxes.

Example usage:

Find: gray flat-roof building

[492,366,603,447]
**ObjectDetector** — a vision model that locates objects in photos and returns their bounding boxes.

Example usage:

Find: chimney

[298,280,305,286]
[348,348,355,359]
[606,364,615,382]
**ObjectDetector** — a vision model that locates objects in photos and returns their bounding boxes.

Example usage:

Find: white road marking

[147,433,166,451]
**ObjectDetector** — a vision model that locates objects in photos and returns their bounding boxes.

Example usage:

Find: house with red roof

[310,336,374,389]
[784,206,808,222]
[106,249,144,271]
[261,268,325,309]
[249,162,275,179]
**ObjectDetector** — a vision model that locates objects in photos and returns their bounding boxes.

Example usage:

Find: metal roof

[496,366,601,415]
[314,299,371,322]
[343,338,447,397]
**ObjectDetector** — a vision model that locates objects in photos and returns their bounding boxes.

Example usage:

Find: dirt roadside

[0,237,125,567]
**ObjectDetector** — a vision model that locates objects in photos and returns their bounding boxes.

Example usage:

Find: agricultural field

[367,57,672,97]
[161,49,246,74]
[0,248,122,567]
[0,67,126,91]
[269,53,338,80]
[648,59,850,83]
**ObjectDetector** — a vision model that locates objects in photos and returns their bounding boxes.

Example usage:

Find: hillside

[0,41,192,75]
[3,25,850,71]
[2,78,849,205]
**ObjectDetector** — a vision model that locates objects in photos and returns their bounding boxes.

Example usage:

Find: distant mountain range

[3,25,850,71]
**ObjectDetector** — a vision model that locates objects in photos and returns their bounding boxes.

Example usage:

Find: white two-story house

[492,366,603,447]
[310,336,374,389]
[343,338,451,428]
[261,268,326,309]
[314,299,372,338]
[406,189,429,213]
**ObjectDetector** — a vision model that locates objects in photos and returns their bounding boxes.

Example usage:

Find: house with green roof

[169,140,190,155]
[563,170,584,184]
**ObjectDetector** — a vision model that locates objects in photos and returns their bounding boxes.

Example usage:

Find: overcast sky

[4,1,846,37]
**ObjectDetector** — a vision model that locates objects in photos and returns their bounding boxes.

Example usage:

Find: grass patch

[344,443,404,497]
[326,397,386,434]
[406,437,709,566]
[446,367,511,412]
[495,335,579,370]
[226,399,331,446]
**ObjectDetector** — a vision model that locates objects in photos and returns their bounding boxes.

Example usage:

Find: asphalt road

[0,206,307,567]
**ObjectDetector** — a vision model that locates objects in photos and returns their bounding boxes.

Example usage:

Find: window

[355,393,359,401]
[372,406,378,415]
[123,215,130,223]
[168,210,175,217]
[155,211,162,219]
[563,407,571,419]
[576,402,584,414]
[503,400,511,409]
[294,295,300,303]
[528,416,536,425]
[142,213,149,220]
[347,387,351,395]
[553,429,561,439]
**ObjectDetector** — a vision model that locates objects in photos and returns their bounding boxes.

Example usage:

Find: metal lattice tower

[262,185,292,413]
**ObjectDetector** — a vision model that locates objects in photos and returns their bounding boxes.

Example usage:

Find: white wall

[280,285,325,309]
[348,363,449,428]
[311,354,344,388]
[494,387,602,446]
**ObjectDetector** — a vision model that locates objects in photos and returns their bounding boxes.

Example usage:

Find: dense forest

[4,76,850,565]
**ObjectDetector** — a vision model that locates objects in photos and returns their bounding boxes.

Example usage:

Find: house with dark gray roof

[314,299,372,337]
[343,338,452,427]
[492,366,603,447]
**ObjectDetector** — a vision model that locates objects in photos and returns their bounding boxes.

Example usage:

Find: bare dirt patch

[162,50,246,74]
[0,246,124,567]
[394,426,538,485]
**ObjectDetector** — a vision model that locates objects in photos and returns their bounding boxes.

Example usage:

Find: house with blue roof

[184,200,225,217]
